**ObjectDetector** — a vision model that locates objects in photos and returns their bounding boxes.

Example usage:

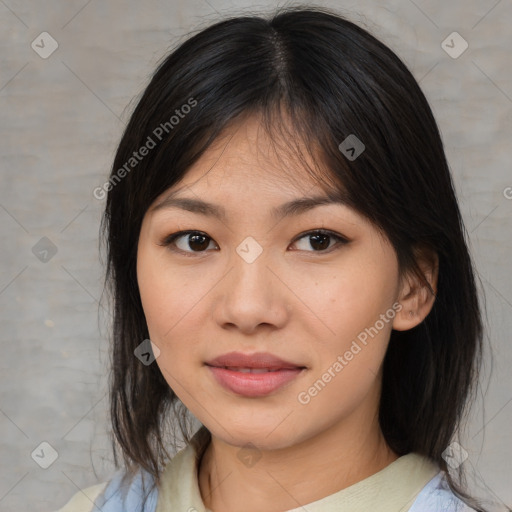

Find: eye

[159,230,218,256]
[159,228,349,257]
[291,229,349,252]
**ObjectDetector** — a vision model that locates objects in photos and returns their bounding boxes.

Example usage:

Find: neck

[198,412,398,512]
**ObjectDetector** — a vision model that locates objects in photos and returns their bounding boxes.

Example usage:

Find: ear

[392,244,439,331]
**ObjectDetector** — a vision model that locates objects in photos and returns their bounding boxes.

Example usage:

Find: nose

[213,247,291,335]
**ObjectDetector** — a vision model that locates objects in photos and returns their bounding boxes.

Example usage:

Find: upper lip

[205,351,305,370]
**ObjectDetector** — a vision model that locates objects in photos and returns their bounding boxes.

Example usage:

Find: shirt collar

[155,427,440,512]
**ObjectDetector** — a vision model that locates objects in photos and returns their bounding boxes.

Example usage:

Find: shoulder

[408,471,478,512]
[55,468,158,512]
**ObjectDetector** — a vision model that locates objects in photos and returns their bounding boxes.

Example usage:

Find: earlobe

[392,246,439,332]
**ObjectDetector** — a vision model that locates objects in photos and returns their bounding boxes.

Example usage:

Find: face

[136,114,404,451]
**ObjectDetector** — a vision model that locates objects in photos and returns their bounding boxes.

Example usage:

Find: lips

[205,351,305,370]
[205,352,306,397]
[220,367,282,373]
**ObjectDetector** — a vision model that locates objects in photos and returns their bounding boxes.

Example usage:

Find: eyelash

[158,229,349,257]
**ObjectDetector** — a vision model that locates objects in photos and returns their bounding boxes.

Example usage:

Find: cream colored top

[155,435,440,512]
[56,428,443,512]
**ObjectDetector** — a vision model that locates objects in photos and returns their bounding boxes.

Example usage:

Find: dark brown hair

[100,5,505,510]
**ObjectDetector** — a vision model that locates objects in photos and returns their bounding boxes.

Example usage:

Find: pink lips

[205,351,306,397]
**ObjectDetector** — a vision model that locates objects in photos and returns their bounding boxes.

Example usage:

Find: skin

[136,114,438,512]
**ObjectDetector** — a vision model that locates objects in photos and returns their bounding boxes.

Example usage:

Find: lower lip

[207,366,304,397]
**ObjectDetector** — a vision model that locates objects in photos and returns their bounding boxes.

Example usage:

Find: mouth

[205,351,305,370]
[206,365,304,373]
[204,351,307,397]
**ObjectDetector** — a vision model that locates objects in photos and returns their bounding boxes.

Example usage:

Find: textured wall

[0,1,511,510]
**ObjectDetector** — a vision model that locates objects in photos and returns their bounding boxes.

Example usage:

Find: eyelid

[159,229,350,256]
[158,230,216,257]
[291,229,350,247]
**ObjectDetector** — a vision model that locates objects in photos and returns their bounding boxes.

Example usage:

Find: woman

[58,6,506,512]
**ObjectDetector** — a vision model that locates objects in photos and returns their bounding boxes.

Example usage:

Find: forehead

[146,114,369,231]
[167,113,338,198]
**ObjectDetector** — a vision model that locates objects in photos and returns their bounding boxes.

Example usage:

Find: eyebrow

[150,190,352,221]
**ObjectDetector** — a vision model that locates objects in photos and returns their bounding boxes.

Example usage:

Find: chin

[208,422,300,452]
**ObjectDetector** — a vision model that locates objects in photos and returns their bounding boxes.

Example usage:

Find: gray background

[0,1,511,511]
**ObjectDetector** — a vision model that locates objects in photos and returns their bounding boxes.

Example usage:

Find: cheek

[299,255,398,339]
[136,245,215,359]
[296,270,395,411]
[136,239,227,418]
[137,264,205,384]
